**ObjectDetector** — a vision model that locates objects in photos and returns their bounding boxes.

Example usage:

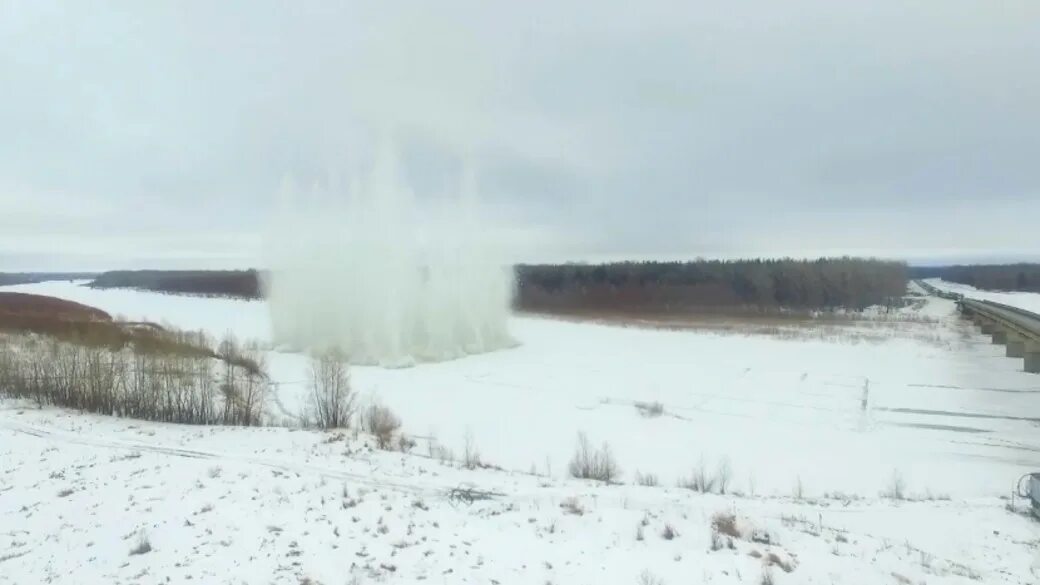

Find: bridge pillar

[991,330,1008,345]
[979,321,996,335]
[1005,334,1025,358]
[1026,342,1040,374]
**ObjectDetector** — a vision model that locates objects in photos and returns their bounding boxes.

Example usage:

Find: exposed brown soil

[0,292,264,376]
[0,292,112,322]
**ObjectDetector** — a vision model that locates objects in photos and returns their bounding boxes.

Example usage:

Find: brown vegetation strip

[0,292,112,321]
[0,292,261,377]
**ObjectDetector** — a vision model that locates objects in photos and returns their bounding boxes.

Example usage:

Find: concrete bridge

[915,280,1040,374]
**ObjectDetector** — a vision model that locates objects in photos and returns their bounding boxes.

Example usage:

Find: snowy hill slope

[2,404,1038,585]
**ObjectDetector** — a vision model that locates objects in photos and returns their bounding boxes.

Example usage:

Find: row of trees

[0,330,267,426]
[516,257,908,313]
[90,270,264,299]
[86,258,909,313]
[910,263,1040,293]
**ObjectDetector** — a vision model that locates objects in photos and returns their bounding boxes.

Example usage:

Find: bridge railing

[914,279,1040,373]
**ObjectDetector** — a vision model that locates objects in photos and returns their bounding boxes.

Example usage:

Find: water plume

[265,145,515,367]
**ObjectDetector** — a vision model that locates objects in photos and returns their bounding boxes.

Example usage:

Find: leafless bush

[568,432,620,483]
[129,532,152,556]
[882,469,906,500]
[710,527,724,551]
[765,552,796,573]
[712,512,741,538]
[560,496,584,516]
[716,458,732,494]
[309,349,356,429]
[463,431,482,469]
[660,524,678,540]
[397,434,416,452]
[679,457,716,493]
[427,438,454,463]
[638,570,664,585]
[919,488,950,501]
[363,402,402,449]
[633,471,659,487]
[634,401,664,417]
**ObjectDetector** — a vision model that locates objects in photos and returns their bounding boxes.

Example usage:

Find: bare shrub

[710,527,724,551]
[712,512,741,539]
[679,457,716,493]
[432,443,454,463]
[233,343,267,425]
[463,431,482,470]
[793,475,805,500]
[634,401,664,417]
[309,348,355,429]
[882,469,906,500]
[363,402,402,449]
[920,488,950,501]
[426,434,455,463]
[568,432,620,483]
[660,524,678,540]
[396,434,416,453]
[633,471,659,487]
[639,570,664,585]
[760,567,774,585]
[560,496,584,516]
[765,552,796,573]
[716,458,732,494]
[129,532,152,556]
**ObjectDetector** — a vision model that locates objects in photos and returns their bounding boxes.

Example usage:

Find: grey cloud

[1,0,1038,270]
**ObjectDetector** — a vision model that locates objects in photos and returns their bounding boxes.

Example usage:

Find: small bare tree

[310,348,355,429]
[568,432,620,483]
[237,346,268,426]
[363,402,402,449]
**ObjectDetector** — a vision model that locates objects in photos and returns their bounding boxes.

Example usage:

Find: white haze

[264,142,515,367]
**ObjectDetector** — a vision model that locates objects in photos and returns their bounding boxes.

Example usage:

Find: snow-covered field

[925,278,1040,315]
[2,280,1040,583]
[3,405,1038,584]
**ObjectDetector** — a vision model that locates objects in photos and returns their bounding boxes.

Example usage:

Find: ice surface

[5,280,1040,500]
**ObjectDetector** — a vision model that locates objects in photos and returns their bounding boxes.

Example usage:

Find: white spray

[265,143,515,367]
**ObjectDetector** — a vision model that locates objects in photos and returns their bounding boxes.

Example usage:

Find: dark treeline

[517,258,908,313]
[87,258,908,312]
[91,270,264,299]
[909,263,1040,293]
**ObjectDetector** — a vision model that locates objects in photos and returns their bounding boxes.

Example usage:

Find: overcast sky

[2,1,1038,271]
